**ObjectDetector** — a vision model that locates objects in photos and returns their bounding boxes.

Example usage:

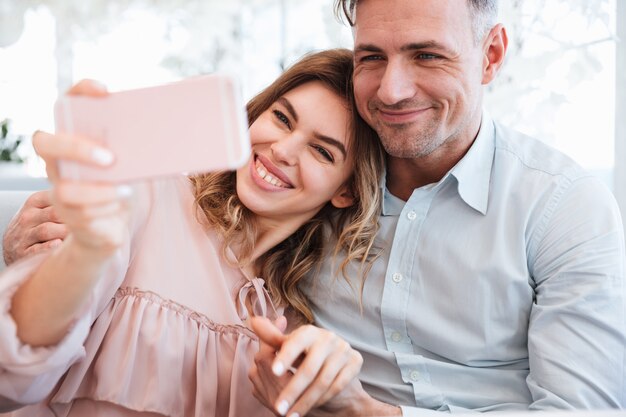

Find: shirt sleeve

[399,405,479,415]
[527,174,626,408]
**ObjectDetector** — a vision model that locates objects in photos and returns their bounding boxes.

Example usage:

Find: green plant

[0,119,25,163]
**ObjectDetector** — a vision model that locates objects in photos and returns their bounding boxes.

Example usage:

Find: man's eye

[273,110,291,129]
[359,55,383,62]
[313,145,334,163]
[417,53,440,60]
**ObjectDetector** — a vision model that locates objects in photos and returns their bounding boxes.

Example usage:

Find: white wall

[613,0,626,231]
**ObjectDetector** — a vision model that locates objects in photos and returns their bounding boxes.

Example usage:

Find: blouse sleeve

[0,181,152,410]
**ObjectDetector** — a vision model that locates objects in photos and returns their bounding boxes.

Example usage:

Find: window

[0,1,621,219]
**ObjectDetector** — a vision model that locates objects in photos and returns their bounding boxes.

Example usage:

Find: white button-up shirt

[304,112,626,413]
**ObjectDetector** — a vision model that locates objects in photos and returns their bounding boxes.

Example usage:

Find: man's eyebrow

[400,41,456,55]
[313,133,347,160]
[355,41,455,56]
[277,97,298,123]
[354,43,383,54]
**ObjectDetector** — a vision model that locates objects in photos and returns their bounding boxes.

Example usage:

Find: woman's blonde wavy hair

[189,49,385,322]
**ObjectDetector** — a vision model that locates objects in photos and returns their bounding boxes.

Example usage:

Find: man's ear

[330,184,355,209]
[482,23,508,85]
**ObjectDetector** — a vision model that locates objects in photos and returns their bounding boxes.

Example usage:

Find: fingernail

[272,360,285,376]
[91,148,114,165]
[117,185,133,198]
[276,400,289,416]
[288,413,300,417]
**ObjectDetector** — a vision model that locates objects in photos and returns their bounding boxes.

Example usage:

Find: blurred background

[0,0,624,219]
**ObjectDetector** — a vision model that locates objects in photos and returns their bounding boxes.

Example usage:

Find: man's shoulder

[492,121,590,182]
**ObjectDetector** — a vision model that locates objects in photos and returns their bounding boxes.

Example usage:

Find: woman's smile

[254,155,293,188]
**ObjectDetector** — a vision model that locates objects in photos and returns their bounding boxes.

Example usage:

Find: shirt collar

[380,111,496,216]
[381,171,404,216]
[449,111,495,215]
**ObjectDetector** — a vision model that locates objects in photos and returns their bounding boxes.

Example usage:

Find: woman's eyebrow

[278,97,298,122]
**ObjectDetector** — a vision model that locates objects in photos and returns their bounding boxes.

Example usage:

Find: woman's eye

[273,110,291,129]
[313,145,334,163]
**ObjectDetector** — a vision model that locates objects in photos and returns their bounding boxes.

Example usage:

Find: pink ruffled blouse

[0,177,278,417]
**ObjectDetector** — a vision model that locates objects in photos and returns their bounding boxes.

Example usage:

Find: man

[4,0,626,415]
[247,0,626,415]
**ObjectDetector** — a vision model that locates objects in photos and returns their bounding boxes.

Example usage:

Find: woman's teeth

[255,158,289,188]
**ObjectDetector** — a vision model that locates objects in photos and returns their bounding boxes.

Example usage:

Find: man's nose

[377,59,418,105]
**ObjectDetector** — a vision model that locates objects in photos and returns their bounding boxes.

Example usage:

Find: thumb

[251,316,286,349]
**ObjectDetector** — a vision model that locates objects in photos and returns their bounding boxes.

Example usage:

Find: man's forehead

[351,0,473,45]
[352,0,471,24]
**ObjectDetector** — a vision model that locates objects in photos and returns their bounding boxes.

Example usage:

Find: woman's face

[236,81,355,228]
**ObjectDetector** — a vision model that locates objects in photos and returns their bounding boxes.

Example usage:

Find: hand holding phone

[54,75,250,182]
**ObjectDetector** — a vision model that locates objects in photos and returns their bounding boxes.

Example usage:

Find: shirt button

[407,210,417,220]
[392,272,403,283]
[409,370,420,381]
[391,332,402,342]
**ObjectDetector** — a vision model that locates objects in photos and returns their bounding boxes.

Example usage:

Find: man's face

[353,0,487,159]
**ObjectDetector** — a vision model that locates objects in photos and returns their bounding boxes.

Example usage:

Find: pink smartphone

[54,75,250,182]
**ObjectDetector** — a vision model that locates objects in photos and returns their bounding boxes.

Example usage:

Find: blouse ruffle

[3,286,275,417]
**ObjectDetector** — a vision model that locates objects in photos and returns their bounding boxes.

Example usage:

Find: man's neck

[386,155,449,201]
[386,116,482,201]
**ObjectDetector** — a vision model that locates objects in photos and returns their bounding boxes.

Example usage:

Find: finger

[251,316,286,350]
[32,130,115,169]
[251,345,289,414]
[24,190,53,209]
[64,214,130,252]
[273,338,339,415]
[29,222,68,244]
[316,353,363,405]
[271,325,321,376]
[67,79,109,96]
[57,202,129,234]
[41,205,64,224]
[286,348,361,415]
[248,363,269,403]
[53,182,133,207]
[23,238,63,257]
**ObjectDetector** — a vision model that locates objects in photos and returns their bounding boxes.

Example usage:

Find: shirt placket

[380,187,445,408]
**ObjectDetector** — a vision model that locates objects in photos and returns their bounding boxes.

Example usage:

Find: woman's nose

[377,59,418,105]
[270,136,299,166]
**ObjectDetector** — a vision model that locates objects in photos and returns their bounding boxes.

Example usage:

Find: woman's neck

[232,216,303,277]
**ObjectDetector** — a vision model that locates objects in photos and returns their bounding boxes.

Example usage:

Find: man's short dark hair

[334,0,498,43]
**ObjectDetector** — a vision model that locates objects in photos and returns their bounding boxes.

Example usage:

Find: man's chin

[379,132,440,159]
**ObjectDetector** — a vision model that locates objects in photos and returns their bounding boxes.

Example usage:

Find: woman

[0,49,384,416]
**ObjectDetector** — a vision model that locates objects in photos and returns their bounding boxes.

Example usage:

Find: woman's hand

[249,317,365,417]
[33,80,132,257]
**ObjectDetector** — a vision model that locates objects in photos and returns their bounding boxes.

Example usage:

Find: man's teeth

[255,159,289,188]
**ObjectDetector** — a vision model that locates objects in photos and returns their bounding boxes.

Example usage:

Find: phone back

[54,75,250,182]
